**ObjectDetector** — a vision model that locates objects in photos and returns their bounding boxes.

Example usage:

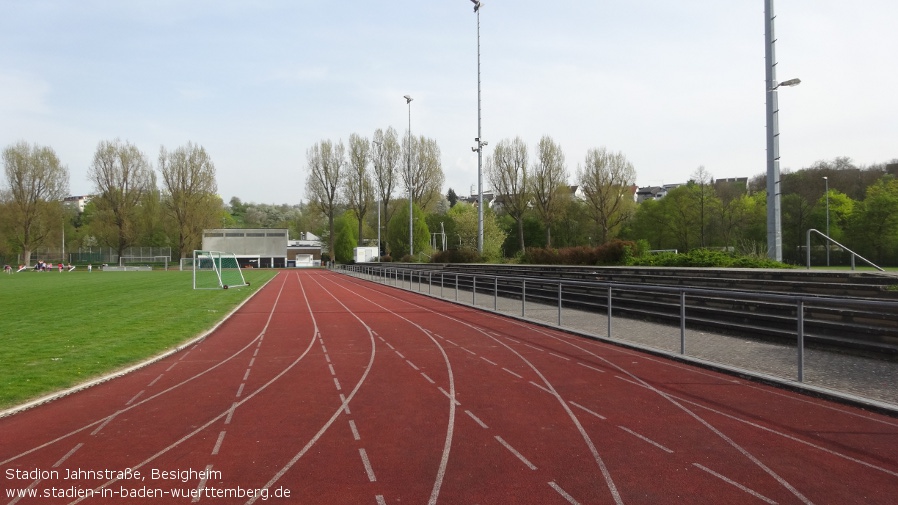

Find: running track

[1,269,896,504]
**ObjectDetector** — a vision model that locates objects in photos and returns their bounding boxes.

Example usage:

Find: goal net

[192,250,249,290]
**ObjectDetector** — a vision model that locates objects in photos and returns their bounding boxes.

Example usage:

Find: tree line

[1,140,220,265]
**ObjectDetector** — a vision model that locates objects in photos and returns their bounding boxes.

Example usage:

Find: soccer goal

[192,250,249,290]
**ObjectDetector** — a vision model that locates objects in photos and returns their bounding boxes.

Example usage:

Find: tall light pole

[471,0,485,255]
[764,0,800,262]
[404,94,414,258]
[373,140,382,258]
[823,176,830,266]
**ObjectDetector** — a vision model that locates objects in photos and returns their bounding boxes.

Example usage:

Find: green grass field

[0,268,278,410]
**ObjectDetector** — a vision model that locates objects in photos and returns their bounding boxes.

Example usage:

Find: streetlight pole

[824,176,830,266]
[404,94,414,258]
[764,0,800,262]
[472,0,485,255]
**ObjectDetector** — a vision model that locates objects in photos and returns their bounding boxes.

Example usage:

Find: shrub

[432,248,482,264]
[521,240,637,266]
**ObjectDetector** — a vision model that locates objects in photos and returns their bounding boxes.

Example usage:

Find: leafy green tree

[1,141,69,265]
[158,142,220,259]
[333,212,358,263]
[387,201,429,260]
[577,147,636,244]
[845,176,898,264]
[446,188,458,208]
[447,202,505,261]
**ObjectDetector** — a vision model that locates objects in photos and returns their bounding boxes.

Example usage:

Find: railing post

[797,298,805,382]
[455,274,459,302]
[522,280,527,317]
[680,291,686,354]
[441,272,444,298]
[607,286,613,339]
[558,281,563,326]
[494,277,498,311]
[473,275,477,305]
[429,272,432,295]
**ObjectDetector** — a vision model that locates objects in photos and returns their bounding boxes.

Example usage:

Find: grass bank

[0,268,278,410]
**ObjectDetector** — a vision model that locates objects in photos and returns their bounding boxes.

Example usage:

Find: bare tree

[487,137,530,252]
[372,127,401,253]
[577,147,637,244]
[158,142,220,259]
[690,165,717,248]
[87,139,154,258]
[1,141,69,265]
[345,133,373,245]
[305,139,345,260]
[402,134,445,212]
[530,135,568,247]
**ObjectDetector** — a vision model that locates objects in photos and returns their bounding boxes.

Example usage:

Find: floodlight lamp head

[471,0,482,12]
[404,95,413,103]
[472,147,478,152]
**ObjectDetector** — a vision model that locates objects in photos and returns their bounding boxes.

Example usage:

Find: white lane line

[395,351,406,359]
[693,463,778,504]
[465,410,489,429]
[179,351,191,361]
[618,426,674,454]
[211,430,227,455]
[522,343,544,352]
[236,383,245,397]
[253,348,259,357]
[495,436,537,470]
[459,346,477,356]
[147,374,164,387]
[53,443,83,467]
[577,362,605,373]
[333,377,342,391]
[324,354,331,363]
[420,372,436,384]
[242,369,251,381]
[191,464,214,503]
[503,368,524,379]
[339,394,351,415]
[321,345,328,354]
[438,387,461,406]
[165,362,178,372]
[125,390,144,406]
[349,420,361,441]
[385,342,395,350]
[529,381,552,394]
[480,356,498,366]
[406,360,420,371]
[224,402,237,425]
[569,401,607,420]
[249,357,256,367]
[446,339,459,346]
[328,364,336,376]
[90,413,118,435]
[376,495,387,505]
[359,448,377,482]
[549,481,581,505]
[549,352,571,361]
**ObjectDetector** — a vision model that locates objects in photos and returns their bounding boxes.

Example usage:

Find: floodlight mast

[404,95,414,257]
[471,0,485,254]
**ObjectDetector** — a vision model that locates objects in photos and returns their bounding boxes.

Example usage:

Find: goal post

[192,250,249,290]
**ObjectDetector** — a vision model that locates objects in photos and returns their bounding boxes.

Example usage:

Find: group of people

[30,260,76,272]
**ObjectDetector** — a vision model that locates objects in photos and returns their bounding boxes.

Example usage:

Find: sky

[2,1,897,205]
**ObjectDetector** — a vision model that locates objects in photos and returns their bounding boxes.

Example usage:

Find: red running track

[1,269,897,504]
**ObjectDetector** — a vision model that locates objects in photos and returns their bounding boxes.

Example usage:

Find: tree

[689,166,718,248]
[448,202,505,261]
[446,188,459,208]
[577,147,637,244]
[530,135,568,247]
[158,142,220,259]
[387,201,429,260]
[345,133,373,246]
[845,176,898,264]
[87,139,154,258]
[487,137,530,253]
[372,127,401,254]
[402,134,445,212]
[305,139,345,260]
[333,212,358,263]
[1,141,69,265]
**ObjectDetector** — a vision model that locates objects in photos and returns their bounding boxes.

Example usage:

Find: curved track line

[331,273,622,505]
[64,272,317,504]
[0,274,287,468]
[315,272,458,505]
[470,305,817,505]
[244,272,381,503]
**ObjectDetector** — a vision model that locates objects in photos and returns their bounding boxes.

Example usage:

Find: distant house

[201,228,289,268]
[63,195,93,213]
[636,183,684,203]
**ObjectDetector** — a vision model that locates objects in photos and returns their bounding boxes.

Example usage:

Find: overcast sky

[2,1,896,205]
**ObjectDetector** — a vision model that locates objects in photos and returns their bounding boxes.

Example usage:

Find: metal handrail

[806,228,884,271]
[341,264,898,388]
